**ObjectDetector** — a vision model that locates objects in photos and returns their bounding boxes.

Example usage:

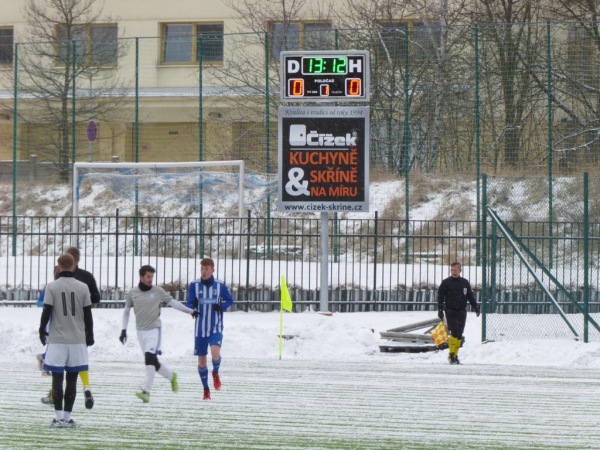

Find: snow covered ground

[1,308,600,449]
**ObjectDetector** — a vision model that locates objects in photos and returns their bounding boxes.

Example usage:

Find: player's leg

[209,332,223,390]
[155,361,178,392]
[135,352,158,403]
[44,343,68,424]
[151,331,178,391]
[61,372,79,427]
[51,371,65,419]
[195,335,211,399]
[135,329,159,402]
[452,310,468,362]
[79,370,94,409]
[445,310,460,364]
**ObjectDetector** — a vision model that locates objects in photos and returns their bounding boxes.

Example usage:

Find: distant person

[120,265,197,403]
[39,247,98,409]
[39,253,94,428]
[186,258,234,400]
[437,262,479,364]
[65,247,101,307]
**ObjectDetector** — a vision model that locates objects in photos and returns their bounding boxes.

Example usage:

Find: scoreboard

[280,51,370,102]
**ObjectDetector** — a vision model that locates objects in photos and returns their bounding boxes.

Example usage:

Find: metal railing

[1,215,481,310]
[2,214,599,315]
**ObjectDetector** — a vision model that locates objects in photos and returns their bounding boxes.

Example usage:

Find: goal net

[72,161,277,218]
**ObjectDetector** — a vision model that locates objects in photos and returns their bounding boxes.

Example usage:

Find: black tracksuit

[437,275,477,340]
[74,267,101,305]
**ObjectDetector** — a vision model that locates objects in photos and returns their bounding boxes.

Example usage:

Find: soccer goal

[72,160,246,219]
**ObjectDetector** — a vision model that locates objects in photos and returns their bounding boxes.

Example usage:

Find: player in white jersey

[120,265,198,403]
[186,258,234,400]
[38,254,94,428]
[39,247,97,409]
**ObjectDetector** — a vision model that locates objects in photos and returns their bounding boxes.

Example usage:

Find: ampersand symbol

[285,168,309,196]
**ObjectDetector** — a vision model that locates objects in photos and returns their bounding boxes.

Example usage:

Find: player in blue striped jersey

[186,258,234,400]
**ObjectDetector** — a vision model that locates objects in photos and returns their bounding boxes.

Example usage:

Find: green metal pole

[333,29,340,263]
[474,25,481,265]
[198,35,204,161]
[11,43,18,257]
[481,173,488,342]
[546,21,554,269]
[134,38,139,256]
[245,210,251,311]
[490,219,497,317]
[265,32,271,259]
[71,41,77,247]
[71,40,76,174]
[583,173,589,343]
[403,25,411,264]
[115,208,119,290]
[135,38,139,162]
[198,35,204,257]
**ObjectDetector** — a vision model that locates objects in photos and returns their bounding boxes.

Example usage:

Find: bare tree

[8,0,128,181]
[214,0,334,172]
[528,1,600,170]
[466,0,547,170]
[335,0,473,174]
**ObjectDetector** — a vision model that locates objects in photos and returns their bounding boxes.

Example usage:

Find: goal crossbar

[72,160,246,218]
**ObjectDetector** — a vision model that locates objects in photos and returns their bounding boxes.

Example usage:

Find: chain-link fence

[483,174,600,342]
[2,22,600,219]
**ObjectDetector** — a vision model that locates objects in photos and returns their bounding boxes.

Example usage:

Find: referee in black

[438,262,479,364]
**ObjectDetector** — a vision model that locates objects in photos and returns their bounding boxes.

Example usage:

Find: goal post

[72,160,246,220]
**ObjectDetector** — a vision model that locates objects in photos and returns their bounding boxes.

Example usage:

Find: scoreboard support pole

[320,212,329,313]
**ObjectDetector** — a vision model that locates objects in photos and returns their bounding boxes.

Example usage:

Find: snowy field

[1,308,600,449]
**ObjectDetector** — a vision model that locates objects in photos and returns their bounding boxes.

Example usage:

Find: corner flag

[281,275,293,312]
[279,275,293,360]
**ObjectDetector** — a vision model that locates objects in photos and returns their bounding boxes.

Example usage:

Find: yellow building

[0,0,368,172]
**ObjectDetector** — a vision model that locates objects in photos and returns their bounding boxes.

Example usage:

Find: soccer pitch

[0,358,597,450]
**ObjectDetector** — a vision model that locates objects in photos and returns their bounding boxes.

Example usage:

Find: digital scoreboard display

[281,51,369,102]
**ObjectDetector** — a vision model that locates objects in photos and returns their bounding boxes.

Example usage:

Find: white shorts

[137,328,162,355]
[43,343,89,373]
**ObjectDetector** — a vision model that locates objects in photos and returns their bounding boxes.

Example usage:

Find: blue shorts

[194,332,223,356]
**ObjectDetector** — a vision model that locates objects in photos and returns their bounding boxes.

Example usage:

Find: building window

[567,24,596,86]
[412,22,441,61]
[58,24,118,66]
[161,22,224,64]
[376,20,440,63]
[0,28,14,66]
[270,21,332,61]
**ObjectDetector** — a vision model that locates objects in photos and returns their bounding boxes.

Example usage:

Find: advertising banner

[278,107,369,213]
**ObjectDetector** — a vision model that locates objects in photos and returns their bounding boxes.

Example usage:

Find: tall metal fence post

[245,209,251,312]
[197,35,205,257]
[71,41,77,249]
[490,219,497,315]
[546,21,554,269]
[583,172,589,343]
[115,208,120,292]
[11,43,18,257]
[134,38,140,256]
[481,173,488,342]
[264,31,272,260]
[71,40,76,172]
[474,24,481,265]
[333,212,339,263]
[372,211,379,310]
[403,25,411,265]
